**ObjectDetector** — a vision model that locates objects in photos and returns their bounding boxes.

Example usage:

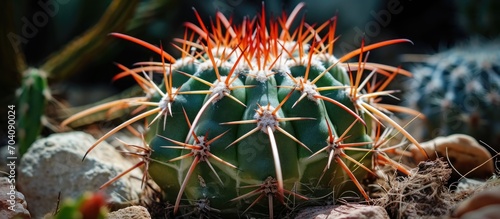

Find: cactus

[17,68,51,156]
[406,40,500,151]
[63,3,425,218]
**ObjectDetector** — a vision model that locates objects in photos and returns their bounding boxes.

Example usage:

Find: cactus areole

[62,2,426,218]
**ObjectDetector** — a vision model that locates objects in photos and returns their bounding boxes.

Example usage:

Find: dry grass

[375,159,457,218]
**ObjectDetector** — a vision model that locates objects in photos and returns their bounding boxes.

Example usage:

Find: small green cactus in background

[63,3,425,218]
[406,40,500,151]
[17,68,50,156]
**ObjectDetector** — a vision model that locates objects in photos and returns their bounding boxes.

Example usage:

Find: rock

[18,132,143,219]
[294,204,389,219]
[0,146,13,175]
[459,204,500,219]
[455,178,486,194]
[452,187,500,218]
[108,206,151,219]
[409,134,494,180]
[0,177,30,219]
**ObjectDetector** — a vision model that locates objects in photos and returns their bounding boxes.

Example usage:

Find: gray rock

[455,178,486,194]
[18,132,143,219]
[108,206,151,219]
[295,204,389,219]
[0,146,13,175]
[0,177,30,219]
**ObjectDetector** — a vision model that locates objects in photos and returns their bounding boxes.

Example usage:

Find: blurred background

[2,0,499,144]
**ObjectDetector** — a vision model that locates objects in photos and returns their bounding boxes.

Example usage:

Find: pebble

[294,204,389,219]
[0,177,30,219]
[409,134,494,179]
[108,206,151,219]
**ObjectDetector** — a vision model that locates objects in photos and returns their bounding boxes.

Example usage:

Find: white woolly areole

[254,106,279,134]
[174,57,197,68]
[249,69,274,83]
[272,56,291,76]
[326,137,341,155]
[285,57,326,73]
[296,77,320,102]
[230,60,250,76]
[158,88,178,115]
[209,76,231,102]
[162,57,198,75]
[197,57,233,73]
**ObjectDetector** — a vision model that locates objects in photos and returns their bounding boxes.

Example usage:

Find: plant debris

[375,159,457,218]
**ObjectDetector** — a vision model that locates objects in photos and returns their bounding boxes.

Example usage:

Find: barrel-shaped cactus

[63,3,424,218]
[406,40,500,151]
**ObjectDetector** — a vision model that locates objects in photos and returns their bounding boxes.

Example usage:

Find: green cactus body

[140,44,374,216]
[17,68,50,156]
[407,41,500,151]
[62,3,422,218]
[144,44,372,216]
